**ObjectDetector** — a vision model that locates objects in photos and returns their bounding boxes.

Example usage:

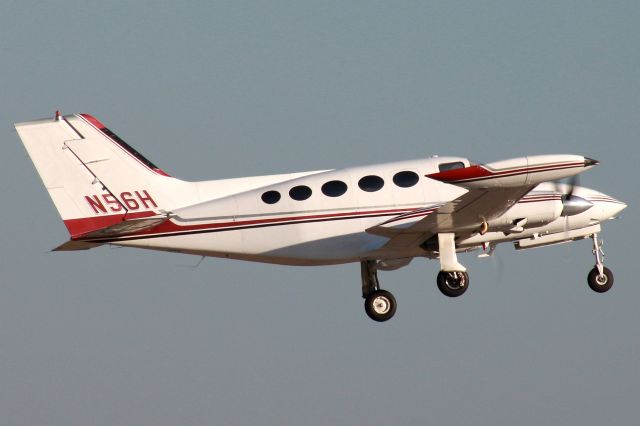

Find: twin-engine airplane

[16,112,626,321]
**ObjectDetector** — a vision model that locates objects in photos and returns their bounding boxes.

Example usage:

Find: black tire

[587,266,613,293]
[437,271,469,298]
[364,290,397,322]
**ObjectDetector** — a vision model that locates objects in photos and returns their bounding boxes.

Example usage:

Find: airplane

[15,112,626,322]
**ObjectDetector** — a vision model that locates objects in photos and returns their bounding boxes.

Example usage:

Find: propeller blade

[566,174,579,200]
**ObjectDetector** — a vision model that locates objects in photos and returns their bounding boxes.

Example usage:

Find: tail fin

[16,113,190,240]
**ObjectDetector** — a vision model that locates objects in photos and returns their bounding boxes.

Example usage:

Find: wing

[367,186,535,249]
[367,154,598,250]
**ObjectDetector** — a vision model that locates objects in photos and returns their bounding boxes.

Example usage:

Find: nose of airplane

[591,193,627,220]
[609,199,627,217]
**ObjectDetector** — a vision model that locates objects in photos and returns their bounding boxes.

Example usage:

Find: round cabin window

[321,180,348,197]
[393,171,419,188]
[261,190,281,204]
[289,185,312,201]
[358,175,384,192]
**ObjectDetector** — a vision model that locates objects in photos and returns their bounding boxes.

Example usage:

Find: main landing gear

[360,232,472,322]
[435,233,469,298]
[360,259,469,322]
[587,233,614,293]
[436,271,469,298]
[361,260,397,322]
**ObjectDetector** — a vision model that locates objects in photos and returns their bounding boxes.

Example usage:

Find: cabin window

[438,161,465,172]
[289,185,312,201]
[261,190,281,204]
[358,175,384,192]
[393,171,419,188]
[321,180,348,197]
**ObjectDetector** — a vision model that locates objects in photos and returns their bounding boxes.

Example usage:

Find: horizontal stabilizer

[52,240,103,251]
[76,215,170,239]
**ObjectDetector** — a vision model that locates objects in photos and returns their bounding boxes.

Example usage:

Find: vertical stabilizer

[15,113,193,238]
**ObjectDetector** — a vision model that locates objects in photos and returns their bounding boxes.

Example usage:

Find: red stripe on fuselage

[144,207,418,236]
[72,207,419,242]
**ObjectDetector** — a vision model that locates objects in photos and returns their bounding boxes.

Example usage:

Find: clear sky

[1,1,638,425]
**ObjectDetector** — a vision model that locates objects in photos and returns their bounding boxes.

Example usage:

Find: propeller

[564,174,579,201]
[556,175,593,217]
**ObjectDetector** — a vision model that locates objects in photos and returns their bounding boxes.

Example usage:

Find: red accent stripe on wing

[426,165,492,182]
[426,162,585,184]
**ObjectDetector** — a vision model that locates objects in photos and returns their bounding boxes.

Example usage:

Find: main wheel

[587,266,613,293]
[437,271,469,298]
[364,290,397,322]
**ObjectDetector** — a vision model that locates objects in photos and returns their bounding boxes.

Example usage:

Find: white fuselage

[110,156,624,265]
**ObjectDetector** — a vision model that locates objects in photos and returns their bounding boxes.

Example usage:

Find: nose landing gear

[587,233,614,293]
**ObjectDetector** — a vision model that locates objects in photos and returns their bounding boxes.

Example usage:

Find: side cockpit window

[438,161,465,172]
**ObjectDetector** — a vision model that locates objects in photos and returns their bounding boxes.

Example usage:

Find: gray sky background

[1,1,638,425]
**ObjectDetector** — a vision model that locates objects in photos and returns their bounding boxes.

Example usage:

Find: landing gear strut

[361,260,397,322]
[435,233,470,298]
[587,233,614,293]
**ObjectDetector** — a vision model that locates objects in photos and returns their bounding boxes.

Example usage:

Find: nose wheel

[587,233,614,293]
[588,266,613,292]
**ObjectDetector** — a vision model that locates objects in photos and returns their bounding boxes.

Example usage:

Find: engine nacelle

[487,196,563,232]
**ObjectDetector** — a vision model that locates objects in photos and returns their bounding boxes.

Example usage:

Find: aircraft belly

[247,221,386,262]
[113,231,244,256]
[113,219,391,265]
